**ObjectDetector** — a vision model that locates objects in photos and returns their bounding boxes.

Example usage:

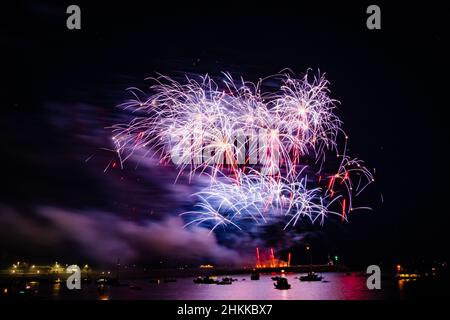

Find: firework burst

[112,70,374,231]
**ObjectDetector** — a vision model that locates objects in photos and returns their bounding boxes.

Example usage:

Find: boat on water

[299,272,323,282]
[193,276,217,284]
[251,272,260,280]
[95,277,128,287]
[217,277,233,285]
[271,276,282,281]
[274,277,291,290]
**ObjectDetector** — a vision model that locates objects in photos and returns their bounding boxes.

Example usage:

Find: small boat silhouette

[299,272,323,282]
[251,272,260,280]
[274,277,291,290]
[217,277,233,285]
[193,276,217,284]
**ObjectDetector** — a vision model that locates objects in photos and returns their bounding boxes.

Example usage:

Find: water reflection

[6,272,440,300]
[86,273,395,300]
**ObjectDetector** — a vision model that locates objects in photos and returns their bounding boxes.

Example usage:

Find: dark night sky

[1,1,449,267]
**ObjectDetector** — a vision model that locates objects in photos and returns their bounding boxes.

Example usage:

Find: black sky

[2,1,449,266]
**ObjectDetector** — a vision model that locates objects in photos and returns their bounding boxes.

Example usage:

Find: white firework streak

[180,168,346,231]
[111,70,375,230]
